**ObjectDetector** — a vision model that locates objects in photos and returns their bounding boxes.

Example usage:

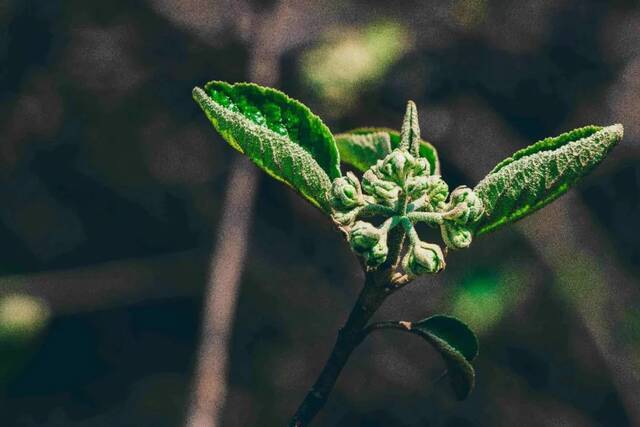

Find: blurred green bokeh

[0,294,50,385]
[450,268,528,334]
[300,21,410,114]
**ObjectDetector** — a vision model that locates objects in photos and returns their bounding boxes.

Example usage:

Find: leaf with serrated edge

[336,127,440,175]
[474,124,623,235]
[193,82,341,212]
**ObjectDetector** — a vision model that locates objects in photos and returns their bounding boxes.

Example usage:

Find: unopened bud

[331,172,363,210]
[365,239,389,268]
[402,241,445,276]
[445,186,484,225]
[348,221,389,268]
[441,222,473,249]
[362,169,401,205]
[412,157,431,177]
[377,149,417,184]
[349,221,382,254]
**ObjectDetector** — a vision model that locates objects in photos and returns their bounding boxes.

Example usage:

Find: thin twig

[288,270,391,427]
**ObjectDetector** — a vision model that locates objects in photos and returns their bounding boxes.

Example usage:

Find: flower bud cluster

[328,102,484,277]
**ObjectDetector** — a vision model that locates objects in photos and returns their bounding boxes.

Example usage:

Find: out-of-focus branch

[0,250,207,314]
[185,156,259,427]
[186,1,327,425]
[517,194,640,424]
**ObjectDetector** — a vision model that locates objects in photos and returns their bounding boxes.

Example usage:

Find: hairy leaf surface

[474,124,623,235]
[193,81,341,212]
[334,131,392,172]
[336,127,440,174]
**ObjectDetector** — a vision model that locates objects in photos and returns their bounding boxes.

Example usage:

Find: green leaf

[410,315,478,400]
[335,127,440,175]
[370,315,478,400]
[474,124,623,235]
[334,131,392,172]
[193,81,341,212]
[400,100,421,156]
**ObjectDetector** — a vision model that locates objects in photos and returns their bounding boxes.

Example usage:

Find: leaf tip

[192,86,209,108]
[400,100,421,154]
[608,123,624,140]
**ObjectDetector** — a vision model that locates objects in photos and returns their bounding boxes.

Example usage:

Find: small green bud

[377,149,417,184]
[425,176,449,207]
[366,239,389,268]
[349,221,382,254]
[331,172,363,210]
[412,157,431,177]
[348,221,389,268]
[445,186,484,225]
[362,169,401,205]
[441,222,473,249]
[406,175,449,209]
[402,241,445,276]
[333,209,357,226]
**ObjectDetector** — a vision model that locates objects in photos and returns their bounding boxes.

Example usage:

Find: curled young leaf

[473,124,623,235]
[193,81,341,212]
[400,100,421,156]
[335,128,440,175]
[366,315,478,400]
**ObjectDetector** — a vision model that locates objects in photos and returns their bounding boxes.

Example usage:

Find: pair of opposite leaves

[192,81,623,400]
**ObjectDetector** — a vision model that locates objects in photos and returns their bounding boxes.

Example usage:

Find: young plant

[193,81,623,426]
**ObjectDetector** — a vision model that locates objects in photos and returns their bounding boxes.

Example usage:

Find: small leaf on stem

[367,315,478,400]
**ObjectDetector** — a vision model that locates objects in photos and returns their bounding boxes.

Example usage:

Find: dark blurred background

[1,0,639,426]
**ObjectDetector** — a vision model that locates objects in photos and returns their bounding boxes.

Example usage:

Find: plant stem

[290,214,408,426]
[288,271,390,427]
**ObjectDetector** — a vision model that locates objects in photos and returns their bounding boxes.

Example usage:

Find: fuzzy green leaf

[474,124,623,235]
[400,100,421,156]
[193,81,341,212]
[334,131,392,172]
[336,127,440,175]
